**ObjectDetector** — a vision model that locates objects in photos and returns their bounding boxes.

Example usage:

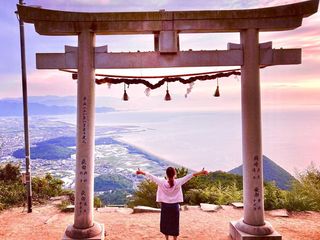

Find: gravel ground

[0,204,320,240]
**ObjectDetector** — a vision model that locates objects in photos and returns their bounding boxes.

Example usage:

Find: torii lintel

[17,0,319,35]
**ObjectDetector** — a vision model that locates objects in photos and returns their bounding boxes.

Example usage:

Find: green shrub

[32,173,64,202]
[184,171,243,194]
[128,179,158,208]
[185,182,242,205]
[98,189,132,206]
[94,173,133,191]
[59,199,73,212]
[94,196,103,208]
[0,181,25,206]
[285,165,320,211]
[0,163,26,210]
[184,189,206,205]
[0,163,21,182]
[264,181,287,210]
[209,182,242,205]
[0,203,5,211]
[175,167,189,178]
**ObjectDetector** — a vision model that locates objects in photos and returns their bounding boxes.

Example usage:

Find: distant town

[0,114,171,191]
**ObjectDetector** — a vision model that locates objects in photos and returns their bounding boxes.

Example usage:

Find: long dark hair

[166,167,176,188]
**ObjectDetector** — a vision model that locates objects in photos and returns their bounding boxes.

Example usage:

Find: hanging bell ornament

[123,83,129,101]
[164,82,171,101]
[164,89,171,101]
[214,79,220,97]
[123,90,129,101]
[214,85,220,97]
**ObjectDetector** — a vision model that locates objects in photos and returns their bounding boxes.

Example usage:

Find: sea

[52,108,320,176]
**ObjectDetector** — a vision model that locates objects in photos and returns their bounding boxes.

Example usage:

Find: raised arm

[136,168,163,185]
[178,168,208,185]
[193,168,208,177]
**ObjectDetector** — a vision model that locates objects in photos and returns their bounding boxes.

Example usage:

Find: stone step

[183,205,200,211]
[268,209,289,217]
[200,203,222,212]
[231,202,244,209]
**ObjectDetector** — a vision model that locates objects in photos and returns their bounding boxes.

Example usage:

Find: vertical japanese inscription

[79,158,88,214]
[252,155,261,211]
[78,96,88,215]
[82,96,88,144]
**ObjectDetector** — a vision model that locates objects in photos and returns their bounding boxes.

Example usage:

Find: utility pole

[17,0,32,213]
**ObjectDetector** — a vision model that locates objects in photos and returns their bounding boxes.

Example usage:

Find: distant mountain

[13,144,75,160]
[0,99,114,116]
[4,95,122,108]
[28,96,77,107]
[228,155,295,190]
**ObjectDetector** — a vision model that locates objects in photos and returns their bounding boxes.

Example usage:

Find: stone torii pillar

[232,29,276,237]
[64,29,104,239]
[16,1,319,239]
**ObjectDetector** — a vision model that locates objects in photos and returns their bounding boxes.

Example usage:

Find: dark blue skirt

[160,202,180,236]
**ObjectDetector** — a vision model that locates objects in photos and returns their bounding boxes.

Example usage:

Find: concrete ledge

[231,202,244,209]
[267,209,289,217]
[200,203,222,212]
[183,205,200,211]
[97,207,133,214]
[133,206,161,213]
[230,221,281,240]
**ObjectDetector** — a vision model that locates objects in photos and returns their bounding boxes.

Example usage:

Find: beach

[52,109,320,174]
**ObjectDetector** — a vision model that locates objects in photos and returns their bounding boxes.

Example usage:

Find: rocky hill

[228,155,295,190]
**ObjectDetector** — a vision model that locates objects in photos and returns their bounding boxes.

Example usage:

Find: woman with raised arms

[136,167,208,240]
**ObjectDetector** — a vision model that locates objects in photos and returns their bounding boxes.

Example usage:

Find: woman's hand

[193,168,209,177]
[136,168,145,175]
[200,168,208,175]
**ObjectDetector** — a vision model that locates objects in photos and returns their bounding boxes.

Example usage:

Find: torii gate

[17,0,319,239]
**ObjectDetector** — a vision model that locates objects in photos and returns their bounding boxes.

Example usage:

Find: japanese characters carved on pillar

[79,158,88,215]
[252,155,261,211]
[82,96,88,144]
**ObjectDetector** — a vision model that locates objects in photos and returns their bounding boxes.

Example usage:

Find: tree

[0,163,21,182]
[264,181,286,210]
[128,179,158,208]
[285,165,320,211]
[32,173,64,202]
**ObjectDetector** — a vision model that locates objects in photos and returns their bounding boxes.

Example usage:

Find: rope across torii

[17,0,319,239]
[61,67,243,90]
[61,67,244,100]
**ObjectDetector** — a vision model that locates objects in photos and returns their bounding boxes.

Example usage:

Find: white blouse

[145,173,194,203]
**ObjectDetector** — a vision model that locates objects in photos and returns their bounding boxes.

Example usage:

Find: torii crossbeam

[17,0,319,239]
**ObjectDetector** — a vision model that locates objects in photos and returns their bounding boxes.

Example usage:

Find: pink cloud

[262,86,320,107]
[260,12,320,62]
[27,70,77,96]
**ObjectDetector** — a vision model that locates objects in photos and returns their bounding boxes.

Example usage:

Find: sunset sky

[0,0,319,111]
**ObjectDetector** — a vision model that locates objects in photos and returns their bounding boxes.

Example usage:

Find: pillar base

[62,222,105,240]
[235,218,274,235]
[230,221,281,240]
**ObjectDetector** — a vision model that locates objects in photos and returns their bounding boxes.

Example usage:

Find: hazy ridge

[229,155,295,190]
